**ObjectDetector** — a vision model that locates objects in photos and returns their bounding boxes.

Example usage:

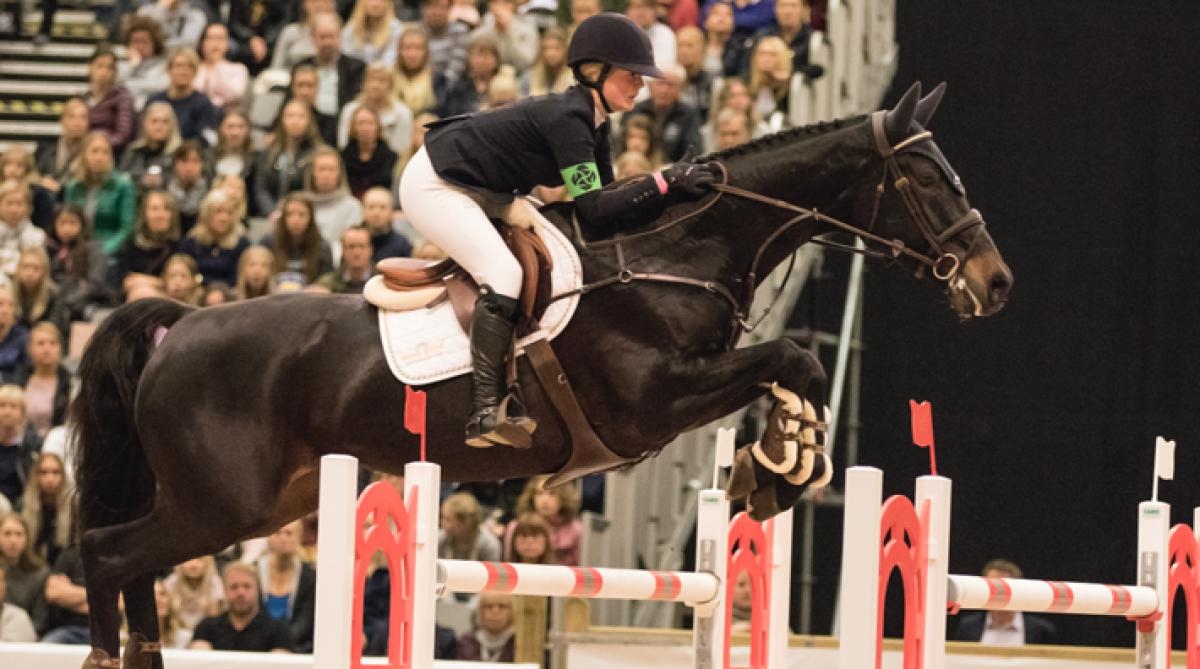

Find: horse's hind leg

[122,572,164,669]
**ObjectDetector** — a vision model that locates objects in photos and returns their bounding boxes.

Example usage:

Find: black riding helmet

[568,13,662,112]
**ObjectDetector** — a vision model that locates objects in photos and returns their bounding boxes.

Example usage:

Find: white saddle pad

[376,221,582,385]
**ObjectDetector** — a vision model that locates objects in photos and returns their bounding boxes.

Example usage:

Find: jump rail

[312,442,793,669]
[837,465,1200,669]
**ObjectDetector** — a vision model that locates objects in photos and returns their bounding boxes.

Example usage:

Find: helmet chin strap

[575,63,615,114]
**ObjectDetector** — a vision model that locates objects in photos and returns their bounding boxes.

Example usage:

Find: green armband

[561,162,601,198]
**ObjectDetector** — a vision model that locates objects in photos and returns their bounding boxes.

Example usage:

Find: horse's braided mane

[700,114,870,162]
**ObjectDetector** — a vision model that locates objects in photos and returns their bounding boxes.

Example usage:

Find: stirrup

[465,396,536,450]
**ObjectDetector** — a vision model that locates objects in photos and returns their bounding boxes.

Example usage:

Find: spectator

[702,1,752,77]
[125,279,167,302]
[15,325,71,438]
[118,16,170,111]
[228,0,293,75]
[625,0,675,71]
[263,194,332,286]
[304,147,362,245]
[254,100,324,216]
[338,64,413,153]
[341,107,399,198]
[137,0,207,50]
[300,12,368,126]
[614,150,652,178]
[437,35,508,118]
[285,63,339,147]
[747,36,792,130]
[418,0,469,85]
[0,513,48,628]
[167,141,209,235]
[661,0,699,31]
[271,0,334,70]
[705,76,771,148]
[438,491,502,561]
[63,133,136,256]
[214,173,250,225]
[1,145,57,232]
[361,187,412,261]
[729,569,753,632]
[194,23,251,109]
[178,190,251,286]
[753,0,821,79]
[85,46,137,155]
[341,0,403,66]
[0,561,37,641]
[487,74,521,110]
[0,388,36,510]
[201,282,236,305]
[616,113,663,168]
[154,578,192,648]
[190,562,295,652]
[952,559,1059,646]
[625,64,704,163]
[164,555,222,632]
[505,512,554,564]
[254,520,315,652]
[19,452,72,566]
[116,191,181,288]
[711,107,753,151]
[120,101,182,196]
[505,476,582,566]
[702,0,775,37]
[398,111,438,175]
[448,0,481,29]
[471,0,538,71]
[456,592,515,662]
[235,246,276,300]
[0,181,48,278]
[40,544,88,644]
[567,0,601,35]
[0,300,29,382]
[316,225,373,294]
[147,47,222,146]
[34,98,90,196]
[12,249,70,346]
[361,561,458,659]
[521,27,572,97]
[392,28,439,116]
[205,111,260,214]
[160,254,204,305]
[676,26,716,122]
[47,205,111,322]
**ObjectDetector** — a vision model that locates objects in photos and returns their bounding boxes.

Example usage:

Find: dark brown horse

[72,83,1011,667]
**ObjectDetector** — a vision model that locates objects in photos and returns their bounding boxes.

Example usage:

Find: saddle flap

[377,257,460,290]
[502,225,555,337]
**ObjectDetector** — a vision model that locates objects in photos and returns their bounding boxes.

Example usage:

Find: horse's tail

[71,298,195,534]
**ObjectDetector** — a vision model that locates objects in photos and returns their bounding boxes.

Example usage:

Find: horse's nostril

[989,273,1012,302]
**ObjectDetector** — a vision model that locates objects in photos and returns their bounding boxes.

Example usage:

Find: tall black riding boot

[465,287,532,448]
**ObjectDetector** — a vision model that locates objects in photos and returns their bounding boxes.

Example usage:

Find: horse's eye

[914,168,939,187]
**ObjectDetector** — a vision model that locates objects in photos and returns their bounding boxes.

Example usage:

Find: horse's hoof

[82,648,121,669]
[122,633,163,669]
[748,481,784,521]
[726,448,760,501]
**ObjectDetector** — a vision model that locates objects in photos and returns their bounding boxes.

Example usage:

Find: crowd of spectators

[0,0,826,659]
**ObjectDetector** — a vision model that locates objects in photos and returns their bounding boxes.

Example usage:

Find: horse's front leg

[664,338,831,519]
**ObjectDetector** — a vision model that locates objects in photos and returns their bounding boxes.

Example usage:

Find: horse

[71,82,1011,667]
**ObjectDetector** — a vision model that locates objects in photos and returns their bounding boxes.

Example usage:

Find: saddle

[376,224,554,337]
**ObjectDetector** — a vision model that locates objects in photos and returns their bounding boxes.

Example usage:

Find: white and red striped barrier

[837,465,1200,669]
[312,430,794,669]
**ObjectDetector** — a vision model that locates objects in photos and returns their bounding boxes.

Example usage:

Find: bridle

[557,111,988,346]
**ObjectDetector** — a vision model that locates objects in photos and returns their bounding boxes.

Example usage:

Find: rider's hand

[661,162,715,196]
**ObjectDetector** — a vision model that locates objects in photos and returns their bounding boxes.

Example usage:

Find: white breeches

[398,146,523,299]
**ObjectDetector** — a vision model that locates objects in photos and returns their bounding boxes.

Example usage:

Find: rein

[555,111,986,346]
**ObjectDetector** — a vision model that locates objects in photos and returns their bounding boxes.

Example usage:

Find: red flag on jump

[405,386,428,461]
[909,399,937,476]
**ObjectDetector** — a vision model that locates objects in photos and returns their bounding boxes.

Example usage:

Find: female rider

[399,13,715,448]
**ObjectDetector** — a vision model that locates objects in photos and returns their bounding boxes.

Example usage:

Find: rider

[398,13,716,448]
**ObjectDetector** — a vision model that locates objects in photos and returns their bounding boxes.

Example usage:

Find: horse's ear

[885,82,921,143]
[914,82,946,128]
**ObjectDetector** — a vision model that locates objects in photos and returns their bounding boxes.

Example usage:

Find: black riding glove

[660,162,715,197]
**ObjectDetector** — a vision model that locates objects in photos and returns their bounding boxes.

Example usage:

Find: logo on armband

[562,162,601,198]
